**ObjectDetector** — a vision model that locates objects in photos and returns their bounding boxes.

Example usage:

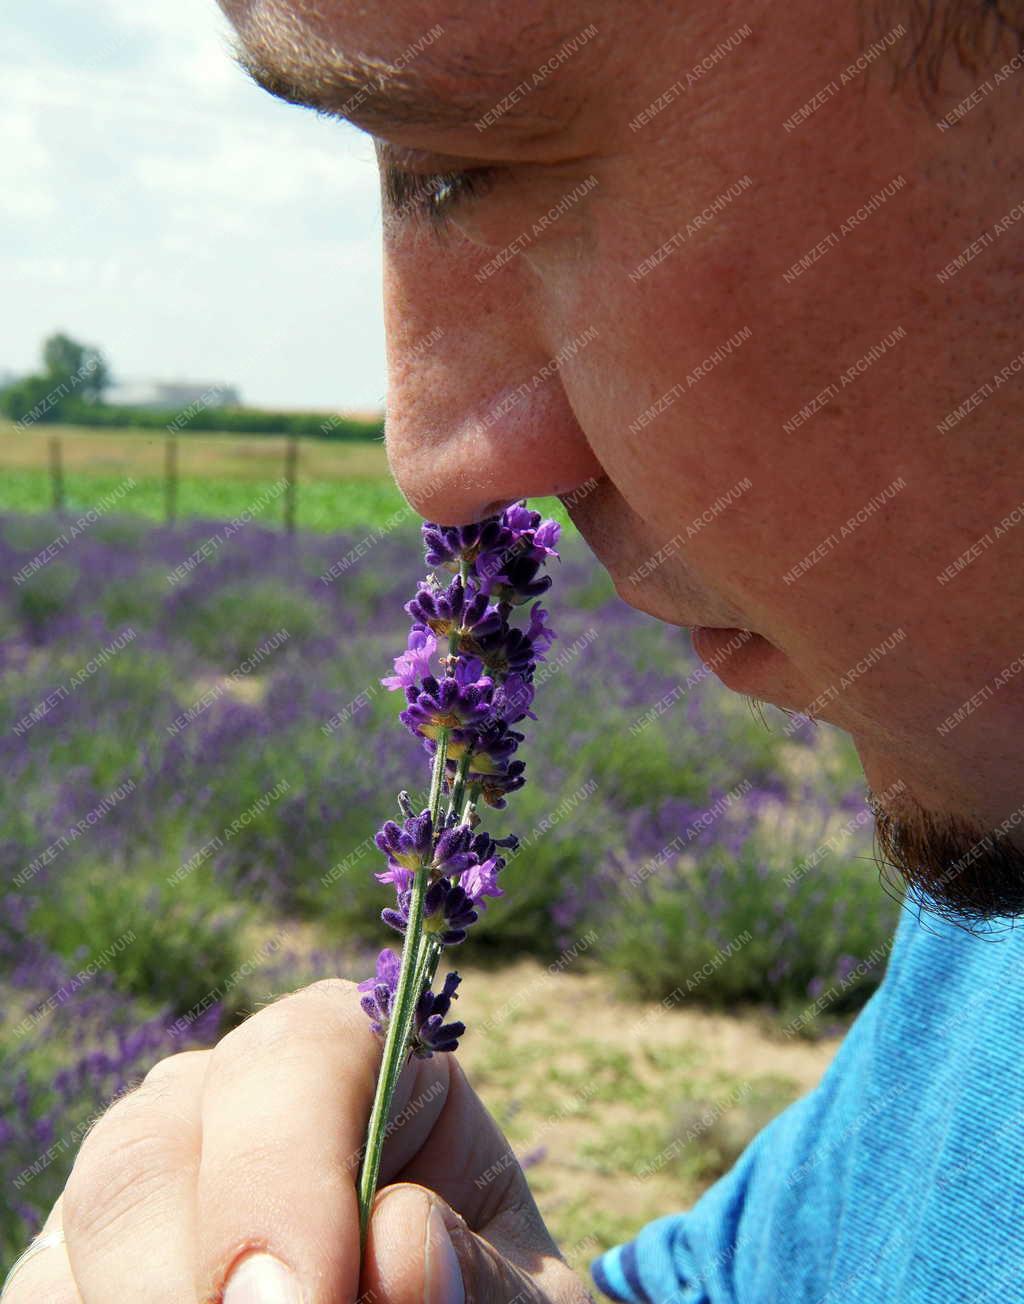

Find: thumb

[364,1182,561,1303]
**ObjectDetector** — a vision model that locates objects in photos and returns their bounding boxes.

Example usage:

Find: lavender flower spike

[355,500,561,1245]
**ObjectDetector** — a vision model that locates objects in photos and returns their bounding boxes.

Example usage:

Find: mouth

[689,625,794,702]
[560,485,803,710]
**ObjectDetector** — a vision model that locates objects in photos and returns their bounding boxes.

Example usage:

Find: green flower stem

[358,559,475,1246]
[427,725,449,814]
[357,726,450,1246]
[418,932,443,992]
[446,751,472,821]
[412,930,441,1010]
[461,781,480,826]
[420,780,481,995]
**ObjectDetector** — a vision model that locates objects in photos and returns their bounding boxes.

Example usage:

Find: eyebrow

[228,9,592,139]
[235,36,509,132]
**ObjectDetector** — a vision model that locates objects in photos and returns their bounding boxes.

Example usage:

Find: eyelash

[407,168,500,230]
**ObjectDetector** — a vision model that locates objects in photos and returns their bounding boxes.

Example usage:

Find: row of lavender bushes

[0,510,899,1264]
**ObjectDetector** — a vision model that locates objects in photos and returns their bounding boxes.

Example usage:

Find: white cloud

[2,0,388,410]
[0,106,59,221]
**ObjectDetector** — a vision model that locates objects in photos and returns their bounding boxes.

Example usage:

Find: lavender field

[0,507,900,1264]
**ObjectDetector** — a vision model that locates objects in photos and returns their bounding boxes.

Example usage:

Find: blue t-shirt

[591,903,1024,1303]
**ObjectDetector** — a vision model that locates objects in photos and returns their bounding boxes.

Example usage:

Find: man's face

[222,0,1024,917]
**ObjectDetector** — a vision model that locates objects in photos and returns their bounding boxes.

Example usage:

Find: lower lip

[689,626,787,696]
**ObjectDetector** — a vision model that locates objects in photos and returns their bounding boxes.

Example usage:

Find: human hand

[4,980,594,1303]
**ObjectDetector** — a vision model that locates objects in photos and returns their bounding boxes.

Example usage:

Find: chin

[855,744,909,813]
[857,742,1024,924]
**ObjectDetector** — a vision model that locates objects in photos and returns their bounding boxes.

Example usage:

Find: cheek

[538,228,801,578]
[538,213,947,717]
[543,170,940,605]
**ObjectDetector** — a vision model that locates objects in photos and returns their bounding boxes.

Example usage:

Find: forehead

[220,0,608,138]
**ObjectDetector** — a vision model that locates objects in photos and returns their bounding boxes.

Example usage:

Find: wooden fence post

[49,436,64,512]
[284,435,298,535]
[165,436,178,524]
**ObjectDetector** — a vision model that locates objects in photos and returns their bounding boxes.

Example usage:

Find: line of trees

[0,333,383,442]
[0,333,110,424]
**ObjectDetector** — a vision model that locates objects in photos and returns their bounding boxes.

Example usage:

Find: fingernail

[223,1251,303,1304]
[424,1203,465,1304]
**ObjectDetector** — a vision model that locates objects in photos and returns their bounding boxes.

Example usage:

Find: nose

[382,221,603,525]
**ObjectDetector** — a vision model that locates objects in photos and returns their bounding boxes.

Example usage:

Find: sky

[3,0,388,412]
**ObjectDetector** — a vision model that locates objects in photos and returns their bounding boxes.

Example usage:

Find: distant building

[107,379,242,409]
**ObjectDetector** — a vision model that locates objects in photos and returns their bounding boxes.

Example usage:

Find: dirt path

[454,960,841,1268]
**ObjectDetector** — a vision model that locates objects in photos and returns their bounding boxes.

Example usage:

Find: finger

[2,1200,83,1304]
[377,1047,452,1183]
[2,1238,82,1304]
[196,979,448,1304]
[62,1050,209,1304]
[364,1184,591,1304]
[454,1191,592,1304]
[396,1057,551,1233]
[370,1060,590,1303]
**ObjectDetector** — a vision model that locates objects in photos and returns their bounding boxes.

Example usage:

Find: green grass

[0,467,411,532]
[0,424,580,533]
[0,467,579,534]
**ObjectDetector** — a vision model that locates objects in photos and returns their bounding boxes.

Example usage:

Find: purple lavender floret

[422,519,513,570]
[451,721,524,770]
[468,758,528,810]
[478,551,554,605]
[461,856,505,903]
[406,576,490,642]
[470,616,543,677]
[431,819,478,875]
[357,948,401,1036]
[502,504,561,558]
[383,878,480,946]
[489,674,536,724]
[359,500,560,1051]
[375,810,433,869]
[381,625,437,692]
[374,810,482,889]
[413,972,465,1057]
[358,951,465,1056]
[400,672,495,740]
[470,828,520,861]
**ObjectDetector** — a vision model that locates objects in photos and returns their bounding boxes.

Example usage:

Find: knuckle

[289,976,360,1011]
[209,1005,297,1076]
[209,978,362,1073]
[63,1108,178,1245]
[142,1048,209,1088]
[492,1181,541,1240]
[62,1065,200,1248]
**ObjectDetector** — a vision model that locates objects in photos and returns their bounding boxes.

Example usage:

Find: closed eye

[380,163,500,232]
